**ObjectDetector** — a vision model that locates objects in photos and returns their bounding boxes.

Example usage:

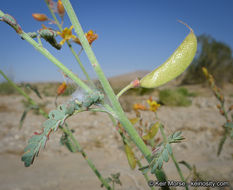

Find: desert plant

[0,82,17,95]
[182,34,233,85]
[158,87,196,107]
[202,67,233,156]
[0,1,197,189]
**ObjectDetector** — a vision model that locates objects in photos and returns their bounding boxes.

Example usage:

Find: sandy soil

[0,85,233,190]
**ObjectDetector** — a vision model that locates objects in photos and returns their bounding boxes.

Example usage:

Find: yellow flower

[147,97,160,112]
[57,26,76,45]
[73,30,98,45]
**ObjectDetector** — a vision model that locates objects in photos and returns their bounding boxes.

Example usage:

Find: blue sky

[0,0,233,82]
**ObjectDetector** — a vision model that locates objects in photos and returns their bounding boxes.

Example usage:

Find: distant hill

[108,70,149,89]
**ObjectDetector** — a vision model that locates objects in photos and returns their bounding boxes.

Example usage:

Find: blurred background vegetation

[182,34,233,86]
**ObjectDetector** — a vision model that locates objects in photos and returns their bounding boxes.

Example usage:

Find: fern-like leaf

[22,109,67,167]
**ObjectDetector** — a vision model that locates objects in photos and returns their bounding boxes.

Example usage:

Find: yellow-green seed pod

[140,29,197,88]
[124,144,137,170]
[142,122,159,140]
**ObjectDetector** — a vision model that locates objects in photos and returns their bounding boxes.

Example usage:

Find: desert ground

[0,80,233,190]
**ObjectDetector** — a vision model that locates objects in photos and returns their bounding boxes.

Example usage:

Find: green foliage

[101,173,122,188]
[42,83,57,97]
[38,28,61,50]
[0,82,17,95]
[60,129,76,152]
[140,131,184,174]
[167,131,185,143]
[22,90,104,167]
[19,104,39,129]
[159,87,194,107]
[22,108,69,167]
[224,122,233,138]
[182,34,233,85]
[129,87,155,96]
[23,83,42,99]
[179,160,192,171]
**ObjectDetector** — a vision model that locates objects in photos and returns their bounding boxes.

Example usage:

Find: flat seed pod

[142,122,159,140]
[124,144,137,170]
[140,29,197,88]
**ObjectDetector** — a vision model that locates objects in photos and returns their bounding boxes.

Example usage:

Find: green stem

[159,124,188,190]
[61,127,112,190]
[61,0,150,161]
[0,70,48,118]
[44,0,95,87]
[116,83,133,99]
[136,160,155,190]
[61,0,169,187]
[217,131,227,156]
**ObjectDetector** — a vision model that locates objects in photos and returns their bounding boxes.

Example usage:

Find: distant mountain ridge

[108,70,149,88]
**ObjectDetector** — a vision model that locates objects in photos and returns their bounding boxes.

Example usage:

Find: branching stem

[60,0,169,187]
[159,124,188,190]
[44,0,95,87]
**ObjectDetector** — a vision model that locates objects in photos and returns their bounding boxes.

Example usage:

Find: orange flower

[57,0,65,17]
[73,30,98,45]
[147,97,160,112]
[57,82,67,95]
[57,26,76,45]
[133,103,147,111]
[32,13,48,21]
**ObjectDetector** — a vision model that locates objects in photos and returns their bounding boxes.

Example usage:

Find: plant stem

[136,160,155,190]
[116,83,133,99]
[0,70,48,118]
[44,0,95,87]
[60,1,169,187]
[159,124,188,190]
[61,126,112,190]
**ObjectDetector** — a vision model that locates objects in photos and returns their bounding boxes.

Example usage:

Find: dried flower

[229,105,233,111]
[57,82,67,95]
[32,13,48,21]
[133,103,147,111]
[73,30,98,45]
[217,104,221,109]
[57,26,76,45]
[57,0,65,17]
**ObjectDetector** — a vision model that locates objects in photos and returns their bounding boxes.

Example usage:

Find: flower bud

[57,0,65,17]
[229,105,233,111]
[202,67,209,78]
[32,13,48,21]
[57,82,67,95]
[217,104,221,109]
